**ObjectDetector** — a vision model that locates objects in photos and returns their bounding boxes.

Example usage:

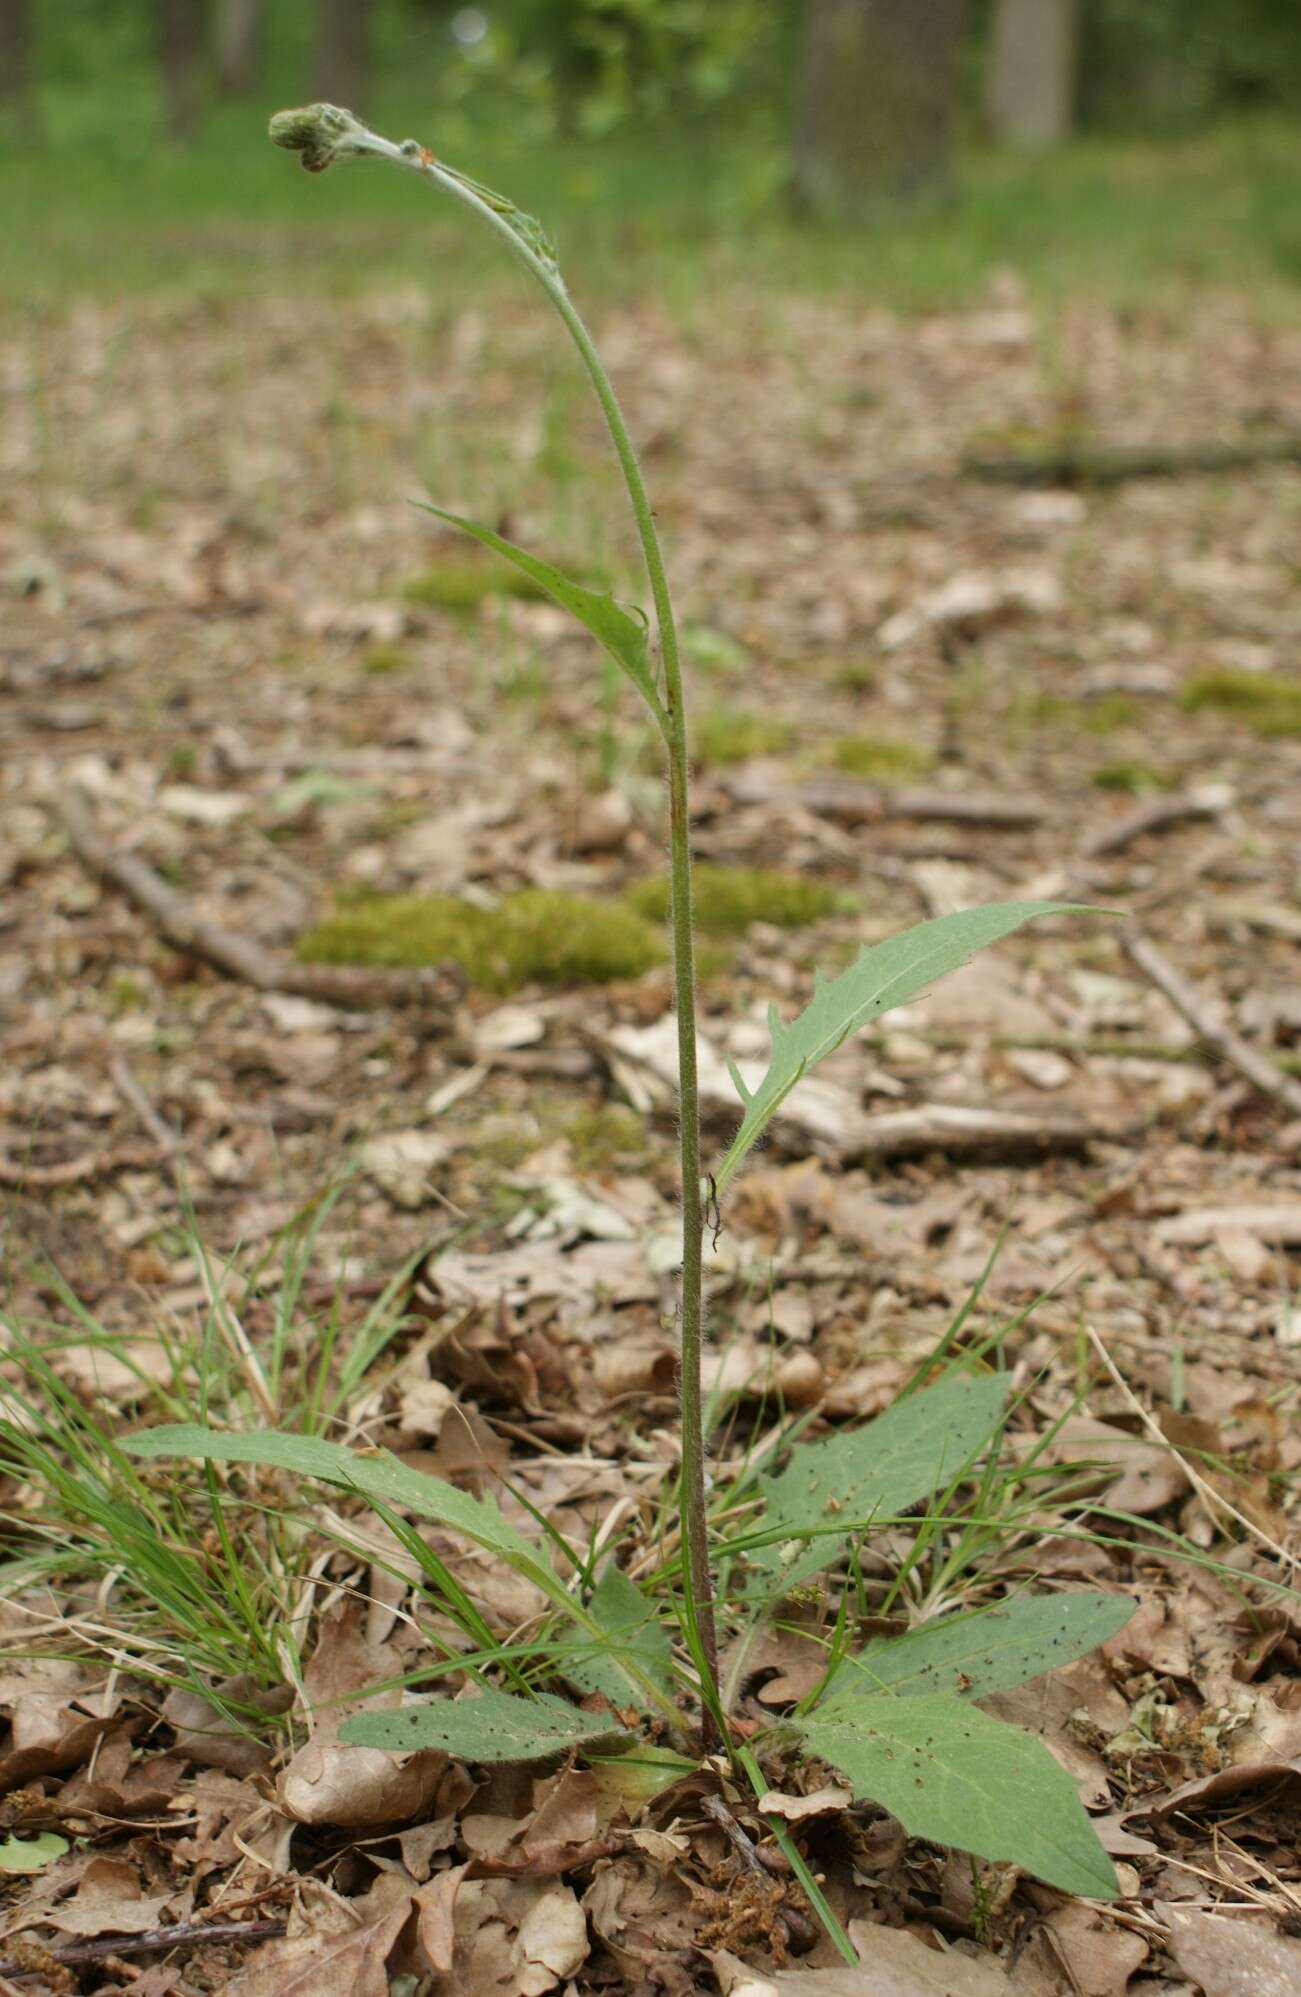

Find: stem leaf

[795,1693,1117,1898]
[414,503,662,722]
[714,902,1094,1196]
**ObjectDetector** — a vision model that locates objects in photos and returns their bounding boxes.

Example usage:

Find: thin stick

[1122,929,1301,1117]
[59,787,461,1012]
[0,1920,285,1978]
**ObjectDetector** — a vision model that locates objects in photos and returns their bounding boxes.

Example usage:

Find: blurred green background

[1,0,1298,307]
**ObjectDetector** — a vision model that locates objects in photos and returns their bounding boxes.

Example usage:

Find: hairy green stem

[270,107,720,1731]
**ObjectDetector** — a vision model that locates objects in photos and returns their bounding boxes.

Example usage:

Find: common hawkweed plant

[127,104,1130,1956]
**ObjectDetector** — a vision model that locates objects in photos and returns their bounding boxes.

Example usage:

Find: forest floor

[2,142,1301,1995]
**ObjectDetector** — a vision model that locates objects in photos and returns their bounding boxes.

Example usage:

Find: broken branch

[59,788,463,1013]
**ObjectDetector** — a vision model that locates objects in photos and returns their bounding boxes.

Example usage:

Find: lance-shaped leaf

[795,1694,1117,1899]
[125,1426,554,1593]
[714,902,1088,1197]
[565,1562,676,1712]
[415,503,663,723]
[342,1686,627,1762]
[743,1372,1007,1595]
[820,1593,1136,1707]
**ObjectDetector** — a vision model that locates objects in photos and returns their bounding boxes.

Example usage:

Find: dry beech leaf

[1054,1415,1187,1515]
[47,1855,175,1936]
[278,1600,447,1828]
[1043,1905,1148,1996]
[0,1677,122,1787]
[1164,1905,1301,1997]
[223,1897,414,1997]
[715,1917,1020,1994]
[279,1739,447,1828]
[414,1861,471,1976]
[161,1675,291,1777]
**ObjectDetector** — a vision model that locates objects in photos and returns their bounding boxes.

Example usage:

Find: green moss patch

[565,1105,648,1171]
[692,706,794,766]
[832,736,934,782]
[403,559,546,613]
[1028,693,1141,738]
[362,644,411,676]
[627,864,841,937]
[1092,760,1176,794]
[1181,669,1301,737]
[298,890,666,994]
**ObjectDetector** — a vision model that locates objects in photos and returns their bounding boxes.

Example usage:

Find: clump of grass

[831,660,876,692]
[692,705,794,766]
[1181,668,1301,737]
[298,889,666,993]
[362,643,411,675]
[627,863,842,937]
[833,735,934,782]
[403,558,545,613]
[1092,759,1176,794]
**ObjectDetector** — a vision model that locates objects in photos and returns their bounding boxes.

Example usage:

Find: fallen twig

[882,1028,1301,1078]
[59,788,463,1013]
[1122,929,1301,1118]
[962,433,1301,488]
[109,1052,184,1154]
[0,1144,164,1189]
[719,770,1044,829]
[843,1102,1105,1162]
[1081,789,1226,860]
[0,1919,286,1980]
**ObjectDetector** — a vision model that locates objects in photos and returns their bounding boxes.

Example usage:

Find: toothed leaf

[714,903,1090,1196]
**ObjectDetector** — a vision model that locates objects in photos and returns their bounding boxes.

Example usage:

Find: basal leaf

[415,504,662,720]
[796,1694,1117,1898]
[566,1562,677,1713]
[821,1594,1136,1707]
[125,1426,549,1584]
[714,903,1090,1196]
[341,1685,627,1761]
[0,1833,68,1874]
[746,1372,1007,1594]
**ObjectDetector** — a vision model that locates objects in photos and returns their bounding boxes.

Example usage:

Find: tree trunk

[157,0,211,143]
[312,0,375,110]
[0,0,40,141]
[986,0,1079,148]
[795,0,967,217]
[216,0,264,97]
